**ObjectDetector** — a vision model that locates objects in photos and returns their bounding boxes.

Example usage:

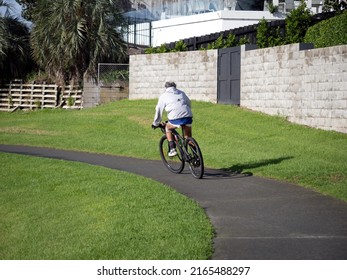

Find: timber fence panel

[0,81,83,111]
[61,85,83,110]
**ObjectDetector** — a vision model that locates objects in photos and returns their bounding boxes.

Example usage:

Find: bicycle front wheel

[159,135,185,174]
[185,137,204,179]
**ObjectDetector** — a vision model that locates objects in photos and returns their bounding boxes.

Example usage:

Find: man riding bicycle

[152,81,193,157]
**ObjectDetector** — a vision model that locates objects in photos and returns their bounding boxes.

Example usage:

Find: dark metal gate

[217,45,257,105]
[217,46,241,105]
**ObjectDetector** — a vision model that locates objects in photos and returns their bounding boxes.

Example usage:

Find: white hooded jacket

[153,87,192,126]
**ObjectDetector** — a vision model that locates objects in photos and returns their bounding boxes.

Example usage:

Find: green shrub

[223,33,238,48]
[144,46,157,54]
[256,1,312,48]
[100,69,129,83]
[285,0,312,44]
[256,18,269,48]
[238,36,250,45]
[304,10,347,48]
[144,44,169,54]
[206,35,225,49]
[25,71,53,84]
[155,44,169,53]
[67,96,75,107]
[170,40,188,52]
[256,18,285,48]
[145,42,184,54]
[202,33,246,50]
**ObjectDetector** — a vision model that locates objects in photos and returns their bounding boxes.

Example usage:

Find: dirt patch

[0,127,60,136]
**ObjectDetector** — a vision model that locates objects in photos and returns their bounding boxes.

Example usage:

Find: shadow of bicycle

[203,156,294,180]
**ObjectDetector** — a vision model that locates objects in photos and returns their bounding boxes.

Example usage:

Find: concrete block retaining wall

[129,50,218,103]
[83,80,99,108]
[129,43,346,134]
[83,80,129,108]
[241,43,347,134]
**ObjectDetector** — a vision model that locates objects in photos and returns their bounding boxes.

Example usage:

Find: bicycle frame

[160,125,186,157]
[157,121,204,178]
[160,124,196,164]
[174,129,193,162]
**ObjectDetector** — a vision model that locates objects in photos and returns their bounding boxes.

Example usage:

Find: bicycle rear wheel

[185,137,204,179]
[159,135,185,173]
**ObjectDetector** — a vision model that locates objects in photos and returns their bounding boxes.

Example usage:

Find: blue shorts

[169,117,193,127]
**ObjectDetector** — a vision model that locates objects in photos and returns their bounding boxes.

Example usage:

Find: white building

[124,0,324,47]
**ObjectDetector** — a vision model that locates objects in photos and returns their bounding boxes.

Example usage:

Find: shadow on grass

[204,156,294,179]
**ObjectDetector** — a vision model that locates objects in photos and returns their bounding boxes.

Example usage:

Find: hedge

[304,11,347,48]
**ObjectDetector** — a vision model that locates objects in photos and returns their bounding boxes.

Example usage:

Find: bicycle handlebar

[151,123,165,133]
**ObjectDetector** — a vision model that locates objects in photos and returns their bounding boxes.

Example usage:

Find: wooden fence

[0,81,83,112]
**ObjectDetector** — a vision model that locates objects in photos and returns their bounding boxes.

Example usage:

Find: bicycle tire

[159,135,185,174]
[185,137,204,179]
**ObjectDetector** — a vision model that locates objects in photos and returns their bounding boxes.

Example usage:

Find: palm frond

[30,0,127,85]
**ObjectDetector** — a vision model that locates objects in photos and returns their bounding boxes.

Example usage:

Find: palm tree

[0,0,32,82]
[15,0,37,21]
[30,0,127,85]
[0,1,9,59]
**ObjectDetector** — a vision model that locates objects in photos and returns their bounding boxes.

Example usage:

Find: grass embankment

[1,99,346,200]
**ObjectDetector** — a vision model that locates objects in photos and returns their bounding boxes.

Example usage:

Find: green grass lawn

[0,152,213,260]
[1,99,346,200]
[1,99,346,259]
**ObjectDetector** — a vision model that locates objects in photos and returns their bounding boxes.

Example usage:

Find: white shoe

[168,148,177,157]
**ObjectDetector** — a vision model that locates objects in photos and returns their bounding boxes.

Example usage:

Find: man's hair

[164,81,176,88]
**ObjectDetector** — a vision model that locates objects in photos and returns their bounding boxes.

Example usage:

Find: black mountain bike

[155,122,204,179]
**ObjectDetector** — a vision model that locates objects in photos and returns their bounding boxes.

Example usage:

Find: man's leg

[183,125,192,138]
[165,123,178,156]
[165,122,176,142]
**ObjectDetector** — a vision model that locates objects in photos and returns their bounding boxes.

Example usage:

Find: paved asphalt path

[1,144,347,260]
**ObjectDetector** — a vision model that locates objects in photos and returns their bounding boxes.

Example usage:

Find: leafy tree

[256,1,311,48]
[16,0,133,21]
[0,0,33,82]
[15,0,36,21]
[285,0,312,44]
[256,18,270,48]
[30,0,127,85]
[256,17,285,48]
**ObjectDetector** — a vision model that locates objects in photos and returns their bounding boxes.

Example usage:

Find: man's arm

[152,98,165,126]
[182,91,191,107]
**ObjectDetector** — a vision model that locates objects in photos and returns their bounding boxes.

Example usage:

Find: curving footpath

[1,144,347,260]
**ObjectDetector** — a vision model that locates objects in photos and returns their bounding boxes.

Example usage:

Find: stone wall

[83,80,99,108]
[129,50,218,103]
[128,43,346,134]
[99,86,128,103]
[83,79,129,108]
[241,43,347,134]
